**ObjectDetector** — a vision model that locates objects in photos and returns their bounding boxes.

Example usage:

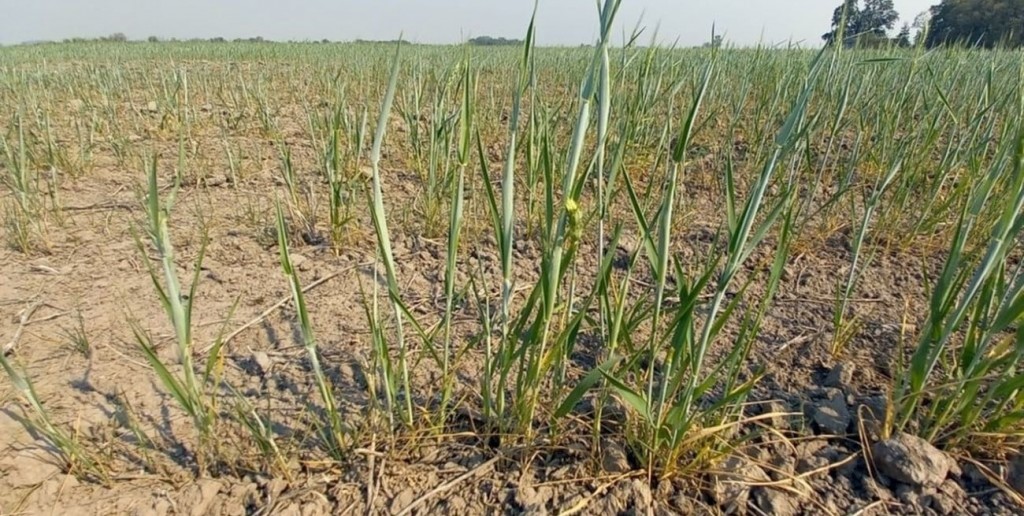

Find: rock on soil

[753,487,799,516]
[930,479,967,514]
[601,438,631,473]
[811,389,851,435]
[872,433,950,488]
[760,400,801,431]
[707,456,770,514]
[515,482,553,515]
[792,440,848,482]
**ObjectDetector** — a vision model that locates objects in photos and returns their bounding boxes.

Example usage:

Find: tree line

[824,0,1024,48]
[46,34,520,46]
[24,1,1023,51]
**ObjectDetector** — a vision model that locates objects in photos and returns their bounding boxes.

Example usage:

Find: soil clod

[707,455,770,514]
[811,389,851,435]
[872,432,950,489]
[753,487,800,516]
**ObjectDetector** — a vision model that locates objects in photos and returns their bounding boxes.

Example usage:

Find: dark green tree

[702,35,725,48]
[860,0,901,35]
[896,23,912,46]
[468,36,523,46]
[823,0,900,45]
[925,0,1024,48]
[823,0,859,43]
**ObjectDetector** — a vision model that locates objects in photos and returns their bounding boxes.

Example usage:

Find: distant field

[2,18,1024,515]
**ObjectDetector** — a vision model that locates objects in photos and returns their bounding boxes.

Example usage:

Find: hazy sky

[1,0,937,47]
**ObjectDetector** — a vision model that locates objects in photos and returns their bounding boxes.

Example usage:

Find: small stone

[201,103,213,112]
[753,487,799,516]
[671,491,697,513]
[937,479,963,497]
[761,400,799,430]
[931,480,965,515]
[824,363,855,389]
[146,101,159,113]
[796,455,830,476]
[872,433,950,488]
[812,390,851,434]
[252,351,272,376]
[515,484,550,514]
[601,438,631,473]
[707,456,769,514]
[896,484,935,508]
[767,454,796,481]
[749,445,773,463]
[930,493,959,515]
[630,479,652,512]
[69,99,85,111]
